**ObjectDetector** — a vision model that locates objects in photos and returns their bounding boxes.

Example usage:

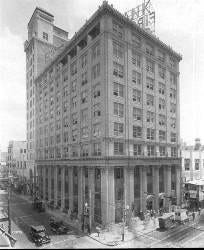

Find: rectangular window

[159,98,166,111]
[195,159,200,170]
[171,132,176,143]
[72,113,77,125]
[146,111,154,123]
[132,71,141,85]
[133,89,141,103]
[158,64,166,79]
[70,61,77,76]
[81,126,88,138]
[146,94,154,107]
[92,63,100,80]
[113,40,124,58]
[184,159,190,171]
[93,123,101,137]
[72,129,78,142]
[170,88,176,99]
[132,33,141,47]
[113,82,124,97]
[92,42,100,60]
[64,131,69,143]
[169,56,176,69]
[171,118,176,129]
[147,145,155,156]
[93,84,101,98]
[81,71,88,86]
[93,142,101,156]
[71,80,77,92]
[132,49,141,67]
[158,50,165,62]
[170,73,177,86]
[81,90,88,104]
[146,59,154,74]
[159,82,165,95]
[113,21,123,38]
[114,122,124,136]
[93,103,101,117]
[159,114,166,126]
[81,53,87,68]
[114,142,124,155]
[133,107,142,121]
[147,128,155,140]
[159,146,166,157]
[133,144,142,156]
[146,77,154,90]
[114,102,124,117]
[133,126,142,138]
[170,103,176,114]
[71,96,77,108]
[171,147,177,157]
[81,108,88,125]
[113,62,124,78]
[146,44,154,56]
[159,130,166,141]
[43,32,48,41]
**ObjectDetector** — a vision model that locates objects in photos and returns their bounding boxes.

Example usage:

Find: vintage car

[174,209,190,224]
[30,225,51,246]
[49,218,71,235]
[158,213,175,230]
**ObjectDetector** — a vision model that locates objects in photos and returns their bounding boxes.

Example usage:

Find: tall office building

[24,7,68,188]
[32,2,182,226]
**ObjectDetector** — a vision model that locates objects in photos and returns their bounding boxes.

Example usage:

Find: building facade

[7,141,27,181]
[24,7,69,187]
[33,2,182,226]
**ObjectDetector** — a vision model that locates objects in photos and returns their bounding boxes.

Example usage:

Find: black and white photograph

[0,0,204,248]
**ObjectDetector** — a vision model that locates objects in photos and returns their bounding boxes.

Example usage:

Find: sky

[0,0,204,151]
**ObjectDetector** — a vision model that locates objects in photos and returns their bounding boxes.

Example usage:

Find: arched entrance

[146,195,154,210]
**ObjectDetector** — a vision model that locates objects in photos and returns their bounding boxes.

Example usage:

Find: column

[101,167,108,225]
[140,166,147,212]
[124,167,134,208]
[153,166,159,212]
[190,149,193,181]
[88,167,95,227]
[176,165,181,206]
[54,166,58,207]
[68,167,73,212]
[61,167,65,211]
[42,167,46,200]
[164,166,171,210]
[48,167,51,202]
[78,167,83,218]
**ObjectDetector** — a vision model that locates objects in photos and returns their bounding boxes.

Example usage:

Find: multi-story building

[24,7,69,187]
[7,141,27,181]
[32,2,182,226]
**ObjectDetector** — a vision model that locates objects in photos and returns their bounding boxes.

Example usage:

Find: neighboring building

[24,7,69,188]
[0,152,8,177]
[7,141,27,181]
[32,1,182,226]
[181,138,204,182]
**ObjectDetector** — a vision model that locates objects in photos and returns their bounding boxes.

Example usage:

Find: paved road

[0,191,106,249]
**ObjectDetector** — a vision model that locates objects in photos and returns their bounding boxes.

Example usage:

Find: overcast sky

[0,0,204,151]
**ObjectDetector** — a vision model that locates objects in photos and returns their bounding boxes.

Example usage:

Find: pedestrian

[198,208,201,215]
[150,209,153,219]
[192,211,195,221]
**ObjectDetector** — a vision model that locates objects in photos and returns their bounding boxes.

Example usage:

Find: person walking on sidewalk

[192,211,195,221]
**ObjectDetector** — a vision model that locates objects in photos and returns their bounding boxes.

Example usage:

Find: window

[92,42,100,60]
[56,134,61,144]
[70,61,77,76]
[81,71,88,86]
[63,116,69,128]
[159,82,165,95]
[64,131,69,143]
[159,146,166,157]
[159,98,165,111]
[170,103,176,114]
[92,63,100,80]
[171,147,177,157]
[72,96,77,108]
[114,102,124,117]
[158,65,166,79]
[81,109,88,125]
[158,50,165,62]
[81,126,88,138]
[146,77,154,90]
[81,54,87,68]
[72,146,78,157]
[146,60,154,74]
[184,159,190,171]
[147,128,155,140]
[113,82,124,97]
[171,132,176,143]
[113,40,123,58]
[146,94,154,107]
[81,90,88,104]
[170,88,176,99]
[93,142,101,156]
[170,73,177,86]
[63,146,69,158]
[159,130,166,141]
[159,115,166,126]
[72,129,78,142]
[132,71,141,85]
[113,62,124,78]
[72,113,78,125]
[171,118,176,129]
[93,123,101,137]
[43,32,48,41]
[133,108,142,121]
[133,144,142,156]
[56,147,61,158]
[114,122,124,136]
[72,80,77,92]
[169,56,176,69]
[114,142,124,155]
[146,44,154,56]
[132,50,141,67]
[133,126,142,138]
[146,111,154,123]
[132,33,141,47]
[195,159,200,170]
[133,89,141,103]
[147,145,155,156]
[93,103,101,117]
[113,21,123,38]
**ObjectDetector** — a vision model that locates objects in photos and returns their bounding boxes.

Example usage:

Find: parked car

[158,213,175,230]
[49,218,70,235]
[30,225,51,246]
[175,209,190,224]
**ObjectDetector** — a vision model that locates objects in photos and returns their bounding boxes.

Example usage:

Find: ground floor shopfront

[36,157,181,226]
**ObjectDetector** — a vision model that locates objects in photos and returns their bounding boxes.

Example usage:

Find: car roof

[31,225,46,231]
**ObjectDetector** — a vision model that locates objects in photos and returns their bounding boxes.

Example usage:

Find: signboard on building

[189,190,197,199]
